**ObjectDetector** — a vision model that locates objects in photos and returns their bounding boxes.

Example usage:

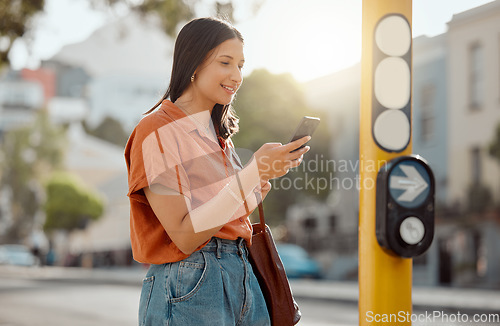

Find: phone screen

[289,116,320,152]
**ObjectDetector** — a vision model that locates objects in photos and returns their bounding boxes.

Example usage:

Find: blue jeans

[139,237,271,326]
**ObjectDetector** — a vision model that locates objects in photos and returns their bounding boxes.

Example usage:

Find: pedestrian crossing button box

[375,155,435,258]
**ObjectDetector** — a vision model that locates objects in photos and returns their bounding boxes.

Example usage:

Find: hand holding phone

[288,116,320,152]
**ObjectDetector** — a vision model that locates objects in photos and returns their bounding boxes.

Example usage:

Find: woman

[125,17,310,325]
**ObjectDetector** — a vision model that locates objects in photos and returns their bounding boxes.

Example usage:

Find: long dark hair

[146,17,243,140]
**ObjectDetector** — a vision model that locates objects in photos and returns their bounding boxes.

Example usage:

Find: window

[303,217,317,231]
[420,84,436,143]
[413,252,427,265]
[469,43,483,110]
[329,214,337,233]
[471,147,481,185]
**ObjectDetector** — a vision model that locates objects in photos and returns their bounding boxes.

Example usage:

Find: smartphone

[288,116,321,152]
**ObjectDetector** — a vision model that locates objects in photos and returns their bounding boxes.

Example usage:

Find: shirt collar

[160,99,197,133]
[160,99,226,147]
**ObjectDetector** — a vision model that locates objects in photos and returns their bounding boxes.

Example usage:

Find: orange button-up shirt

[125,100,253,264]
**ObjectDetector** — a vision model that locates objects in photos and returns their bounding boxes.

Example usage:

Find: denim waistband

[200,237,247,258]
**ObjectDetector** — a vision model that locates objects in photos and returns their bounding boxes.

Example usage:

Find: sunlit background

[1,1,500,325]
[9,0,494,81]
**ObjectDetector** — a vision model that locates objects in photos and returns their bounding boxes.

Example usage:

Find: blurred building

[412,34,448,205]
[292,64,361,279]
[0,57,132,267]
[0,70,46,133]
[410,33,448,286]
[441,0,500,288]
[446,1,500,208]
[0,62,90,132]
[42,12,178,267]
[51,12,171,132]
[63,123,131,268]
[87,73,165,131]
[42,60,90,98]
[19,68,57,103]
[1,12,177,266]
[294,0,500,287]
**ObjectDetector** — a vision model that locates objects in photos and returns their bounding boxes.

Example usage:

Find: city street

[0,277,356,326]
[1,273,499,326]
[0,278,139,326]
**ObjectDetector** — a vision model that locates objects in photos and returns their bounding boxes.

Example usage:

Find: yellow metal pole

[360,0,413,325]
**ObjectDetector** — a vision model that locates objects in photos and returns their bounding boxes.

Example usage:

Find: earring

[190,75,195,82]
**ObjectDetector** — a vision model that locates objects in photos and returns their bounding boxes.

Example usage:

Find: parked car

[0,245,37,266]
[276,243,322,279]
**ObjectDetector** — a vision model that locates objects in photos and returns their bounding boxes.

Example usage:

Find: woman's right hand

[252,136,311,181]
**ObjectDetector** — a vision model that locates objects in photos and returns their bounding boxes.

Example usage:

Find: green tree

[1,0,264,67]
[232,69,332,224]
[92,0,264,36]
[0,110,66,243]
[43,172,104,232]
[83,116,129,147]
[0,0,45,68]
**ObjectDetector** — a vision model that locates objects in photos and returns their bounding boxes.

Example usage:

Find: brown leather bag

[247,192,301,325]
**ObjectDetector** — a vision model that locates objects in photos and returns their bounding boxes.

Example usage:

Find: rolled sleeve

[142,130,191,199]
[125,123,191,206]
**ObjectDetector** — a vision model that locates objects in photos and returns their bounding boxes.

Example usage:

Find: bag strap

[236,171,266,228]
[255,191,266,228]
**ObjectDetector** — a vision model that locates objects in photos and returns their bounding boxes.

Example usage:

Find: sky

[9,0,495,82]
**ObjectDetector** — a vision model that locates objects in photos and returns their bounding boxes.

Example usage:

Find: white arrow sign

[390,164,428,202]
